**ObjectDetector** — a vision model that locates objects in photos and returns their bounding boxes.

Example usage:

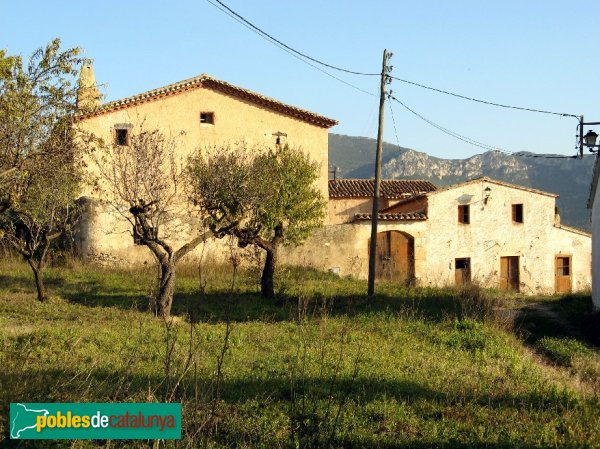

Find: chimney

[77,62,101,111]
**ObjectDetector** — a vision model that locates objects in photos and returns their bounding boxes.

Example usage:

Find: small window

[272,131,287,147]
[557,256,570,276]
[115,128,128,146]
[458,205,470,224]
[512,204,524,223]
[200,112,214,124]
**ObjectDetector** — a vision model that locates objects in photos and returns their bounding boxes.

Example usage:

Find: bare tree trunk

[27,259,46,302]
[261,246,277,298]
[156,259,176,318]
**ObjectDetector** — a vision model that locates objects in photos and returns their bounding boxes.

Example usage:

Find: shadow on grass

[59,283,462,324]
[0,268,480,324]
[0,272,67,293]
[1,366,595,448]
[515,293,600,348]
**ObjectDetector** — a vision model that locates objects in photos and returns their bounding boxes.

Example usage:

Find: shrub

[454,283,503,324]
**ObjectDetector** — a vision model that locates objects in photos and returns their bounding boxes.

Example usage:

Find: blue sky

[4,0,600,160]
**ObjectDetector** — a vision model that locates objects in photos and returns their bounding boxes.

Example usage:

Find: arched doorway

[369,231,415,284]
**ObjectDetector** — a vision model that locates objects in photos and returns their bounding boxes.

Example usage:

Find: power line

[388,101,402,150]
[207,0,379,76]
[208,0,581,121]
[205,0,377,97]
[388,94,577,159]
[390,76,579,119]
[207,0,578,159]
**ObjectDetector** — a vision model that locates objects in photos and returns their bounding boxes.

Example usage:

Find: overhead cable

[207,0,379,76]
[390,76,579,119]
[388,95,577,159]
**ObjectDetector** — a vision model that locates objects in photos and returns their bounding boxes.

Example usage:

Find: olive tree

[187,144,326,298]
[0,39,83,301]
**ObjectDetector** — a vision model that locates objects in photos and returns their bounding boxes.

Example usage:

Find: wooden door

[500,256,519,291]
[555,256,572,293]
[455,258,471,286]
[375,232,392,279]
[370,231,414,283]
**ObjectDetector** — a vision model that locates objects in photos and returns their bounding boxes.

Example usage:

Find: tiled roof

[76,74,338,128]
[379,195,427,213]
[328,179,437,199]
[353,212,428,221]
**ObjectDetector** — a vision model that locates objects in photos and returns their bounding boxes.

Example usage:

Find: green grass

[1,259,600,448]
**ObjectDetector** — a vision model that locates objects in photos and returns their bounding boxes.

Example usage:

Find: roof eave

[75,74,338,128]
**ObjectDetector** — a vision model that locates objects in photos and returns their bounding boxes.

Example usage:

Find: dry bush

[454,282,508,326]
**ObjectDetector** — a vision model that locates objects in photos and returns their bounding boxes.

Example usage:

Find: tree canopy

[0,39,83,300]
[188,143,326,297]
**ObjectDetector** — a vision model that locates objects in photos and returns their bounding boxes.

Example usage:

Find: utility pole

[368,49,392,296]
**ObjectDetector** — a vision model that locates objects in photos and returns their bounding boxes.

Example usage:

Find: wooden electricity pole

[368,49,392,296]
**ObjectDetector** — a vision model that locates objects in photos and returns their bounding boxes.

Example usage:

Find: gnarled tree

[89,127,210,317]
[188,143,326,298]
[0,40,83,301]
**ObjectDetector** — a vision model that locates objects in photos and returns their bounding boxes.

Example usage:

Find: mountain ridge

[329,133,594,231]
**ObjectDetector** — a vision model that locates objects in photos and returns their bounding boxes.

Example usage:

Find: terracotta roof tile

[329,179,437,199]
[76,74,338,128]
[353,212,428,221]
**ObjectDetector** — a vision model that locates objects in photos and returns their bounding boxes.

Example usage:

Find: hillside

[329,133,595,231]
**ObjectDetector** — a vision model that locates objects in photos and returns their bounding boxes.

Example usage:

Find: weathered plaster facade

[283,177,592,294]
[74,68,337,263]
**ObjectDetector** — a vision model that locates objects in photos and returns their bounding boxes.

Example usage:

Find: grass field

[1,259,599,448]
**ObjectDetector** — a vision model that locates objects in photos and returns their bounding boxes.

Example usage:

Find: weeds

[536,336,594,367]
[454,282,506,325]
[1,262,600,447]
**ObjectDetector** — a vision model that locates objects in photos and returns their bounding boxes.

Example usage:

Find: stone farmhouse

[74,65,337,263]
[284,177,591,294]
[74,65,591,294]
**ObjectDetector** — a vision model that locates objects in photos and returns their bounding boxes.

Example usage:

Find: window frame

[512,203,524,223]
[113,123,133,146]
[458,205,470,224]
[200,112,215,125]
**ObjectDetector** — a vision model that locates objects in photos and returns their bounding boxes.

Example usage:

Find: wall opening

[555,255,572,293]
[368,231,415,285]
[455,257,471,286]
[500,256,520,291]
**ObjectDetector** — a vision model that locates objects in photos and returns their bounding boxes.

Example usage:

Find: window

[200,112,214,124]
[556,256,570,276]
[455,258,470,270]
[115,128,128,146]
[114,123,132,146]
[512,204,524,223]
[273,131,287,147]
[458,205,470,224]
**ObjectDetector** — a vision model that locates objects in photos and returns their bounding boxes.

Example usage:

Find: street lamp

[584,130,599,149]
[484,186,491,205]
[578,117,600,155]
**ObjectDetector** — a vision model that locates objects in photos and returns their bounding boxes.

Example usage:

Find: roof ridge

[76,73,338,128]
[424,176,558,198]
